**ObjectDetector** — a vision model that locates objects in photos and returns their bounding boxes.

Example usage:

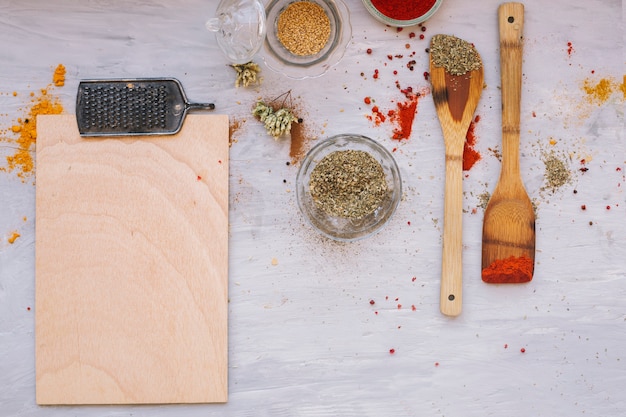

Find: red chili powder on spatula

[481,255,533,283]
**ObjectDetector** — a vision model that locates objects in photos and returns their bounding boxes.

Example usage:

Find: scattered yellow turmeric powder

[8,231,21,244]
[583,78,613,103]
[1,65,65,181]
[53,64,66,87]
[581,76,626,104]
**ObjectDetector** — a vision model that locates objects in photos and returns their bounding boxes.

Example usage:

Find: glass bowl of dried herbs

[296,134,402,241]
[261,0,351,79]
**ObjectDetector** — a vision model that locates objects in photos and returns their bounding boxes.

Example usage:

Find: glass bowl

[206,0,267,64]
[296,134,402,242]
[361,0,443,27]
[261,0,352,79]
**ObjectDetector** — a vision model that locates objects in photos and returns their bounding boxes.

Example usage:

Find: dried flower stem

[252,91,301,139]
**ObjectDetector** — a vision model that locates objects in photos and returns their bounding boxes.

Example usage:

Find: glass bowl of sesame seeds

[261,0,351,79]
[296,134,402,241]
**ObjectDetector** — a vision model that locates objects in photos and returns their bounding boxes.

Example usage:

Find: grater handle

[187,102,216,111]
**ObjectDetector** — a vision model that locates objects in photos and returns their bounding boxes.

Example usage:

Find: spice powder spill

[1,65,65,181]
[365,86,430,141]
[430,34,482,76]
[463,115,481,171]
[542,152,571,192]
[309,150,387,219]
[277,1,330,56]
[8,231,21,244]
[53,64,66,87]
[582,76,626,104]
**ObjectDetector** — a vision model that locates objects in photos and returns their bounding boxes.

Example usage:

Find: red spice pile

[463,115,482,171]
[361,26,435,141]
[364,85,429,141]
[370,0,437,21]
[482,255,533,283]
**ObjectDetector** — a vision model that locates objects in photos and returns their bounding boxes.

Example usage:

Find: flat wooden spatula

[430,35,484,316]
[482,3,536,284]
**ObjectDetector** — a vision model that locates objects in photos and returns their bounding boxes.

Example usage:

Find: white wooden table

[1,0,624,416]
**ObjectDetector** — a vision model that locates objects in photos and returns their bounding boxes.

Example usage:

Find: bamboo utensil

[482,2,536,283]
[430,35,484,316]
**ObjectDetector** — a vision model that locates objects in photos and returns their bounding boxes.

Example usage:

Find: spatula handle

[499,3,524,179]
[440,154,464,316]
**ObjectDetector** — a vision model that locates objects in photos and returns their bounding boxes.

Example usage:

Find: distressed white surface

[0,0,624,416]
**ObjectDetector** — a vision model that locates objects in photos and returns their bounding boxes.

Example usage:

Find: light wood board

[35,115,229,405]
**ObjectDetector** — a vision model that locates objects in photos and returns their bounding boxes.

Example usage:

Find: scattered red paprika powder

[482,255,534,283]
[370,0,437,20]
[463,115,482,170]
[392,98,418,140]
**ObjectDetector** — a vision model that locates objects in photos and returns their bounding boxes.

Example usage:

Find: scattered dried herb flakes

[310,150,387,219]
[542,152,571,192]
[430,34,482,76]
[478,191,491,210]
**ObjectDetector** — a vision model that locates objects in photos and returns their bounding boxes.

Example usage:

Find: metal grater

[76,78,215,136]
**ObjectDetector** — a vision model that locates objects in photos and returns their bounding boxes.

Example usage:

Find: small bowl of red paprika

[362,0,442,27]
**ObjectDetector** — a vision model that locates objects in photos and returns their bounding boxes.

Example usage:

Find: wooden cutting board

[35,114,229,405]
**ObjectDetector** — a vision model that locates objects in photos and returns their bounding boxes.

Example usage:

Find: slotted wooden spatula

[430,35,484,316]
[482,3,536,284]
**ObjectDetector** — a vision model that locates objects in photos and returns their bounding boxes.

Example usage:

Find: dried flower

[231,62,261,88]
[253,101,299,139]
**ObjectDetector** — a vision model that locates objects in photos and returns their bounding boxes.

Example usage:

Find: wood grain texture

[430,47,484,316]
[482,3,536,282]
[35,115,229,404]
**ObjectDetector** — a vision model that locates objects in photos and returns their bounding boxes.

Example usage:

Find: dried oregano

[231,62,261,88]
[430,34,482,76]
[542,153,571,192]
[309,150,388,219]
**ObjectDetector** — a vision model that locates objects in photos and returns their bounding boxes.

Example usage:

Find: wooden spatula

[430,35,484,316]
[482,3,536,284]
